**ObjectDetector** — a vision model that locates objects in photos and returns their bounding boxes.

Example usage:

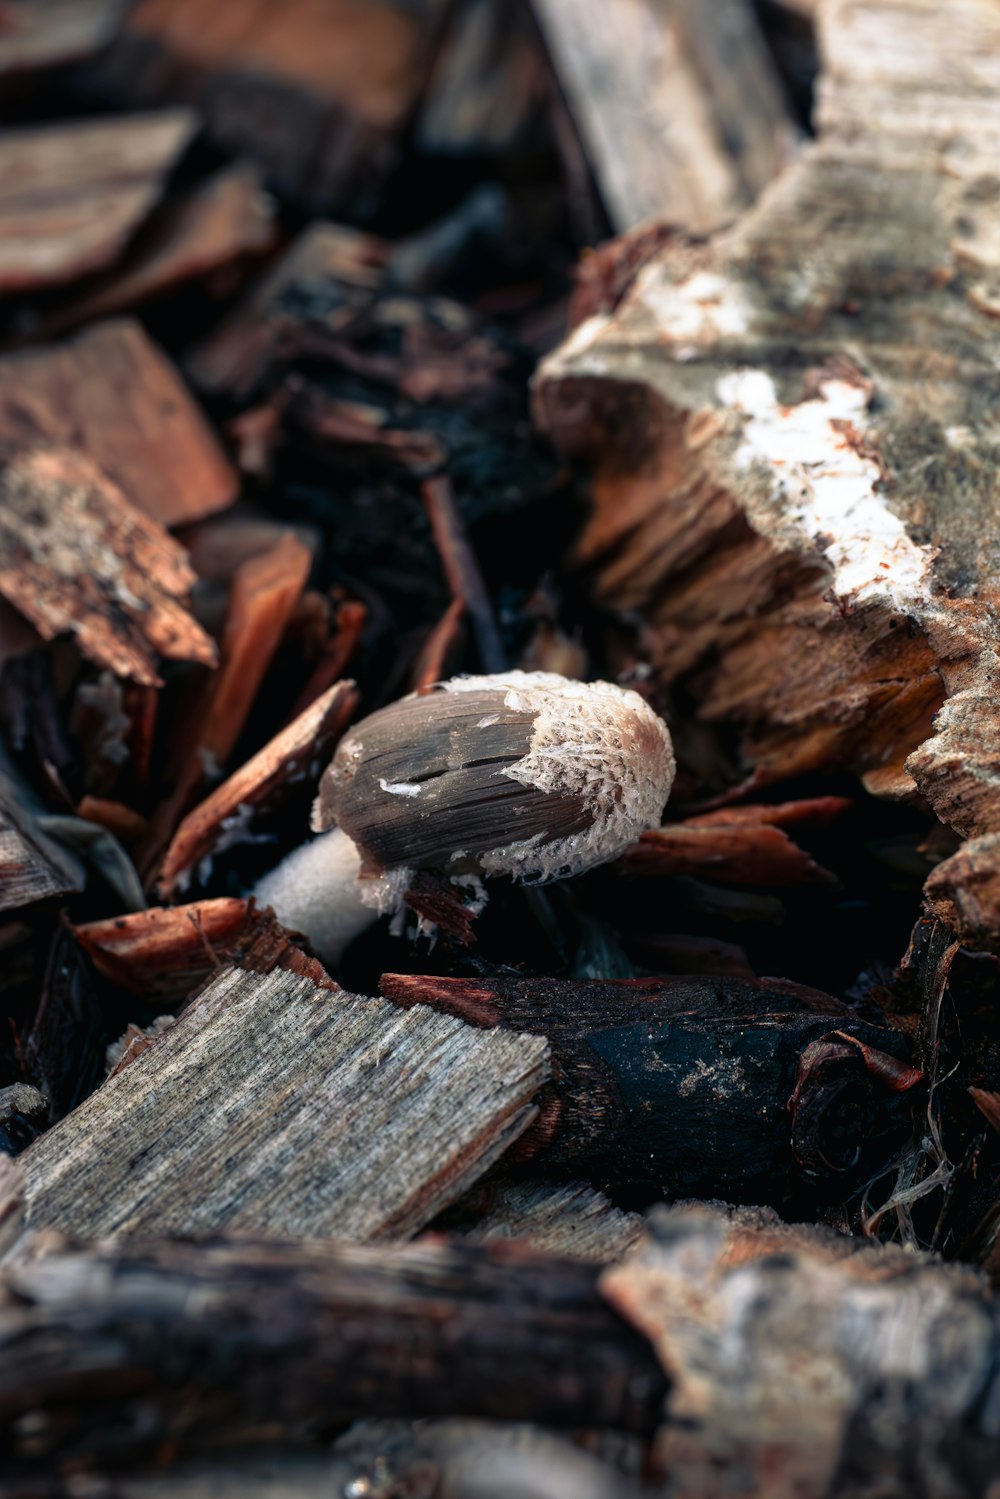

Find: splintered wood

[0,446,215,685]
[535,0,1000,937]
[19,965,550,1239]
[0,799,83,911]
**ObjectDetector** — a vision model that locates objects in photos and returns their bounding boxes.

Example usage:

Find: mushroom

[254,670,675,966]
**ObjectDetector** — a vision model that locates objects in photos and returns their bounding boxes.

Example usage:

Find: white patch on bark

[718,370,936,611]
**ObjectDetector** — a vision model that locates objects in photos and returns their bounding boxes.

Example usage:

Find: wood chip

[619,822,835,886]
[92,0,446,213]
[20,965,550,1239]
[461,1180,643,1263]
[0,319,237,527]
[39,161,278,334]
[533,0,795,232]
[73,896,314,1000]
[159,679,358,897]
[187,221,388,400]
[0,0,126,77]
[0,799,83,911]
[0,446,215,686]
[0,109,197,293]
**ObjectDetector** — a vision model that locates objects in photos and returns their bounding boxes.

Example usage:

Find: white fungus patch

[642,268,752,344]
[718,370,936,611]
[445,670,675,883]
[378,778,422,797]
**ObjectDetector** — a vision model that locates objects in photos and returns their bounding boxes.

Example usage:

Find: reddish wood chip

[159,678,358,896]
[74,896,336,1001]
[0,109,197,293]
[620,823,835,887]
[42,162,278,335]
[0,320,237,527]
[0,446,216,686]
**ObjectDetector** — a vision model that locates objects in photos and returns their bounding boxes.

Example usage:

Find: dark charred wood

[380,972,921,1205]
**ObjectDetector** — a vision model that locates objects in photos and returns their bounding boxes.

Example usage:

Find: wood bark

[0,446,216,686]
[18,965,550,1240]
[534,0,1000,937]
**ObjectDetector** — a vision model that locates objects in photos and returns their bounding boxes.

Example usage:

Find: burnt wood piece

[0,446,216,686]
[158,679,358,897]
[19,965,550,1240]
[0,109,196,294]
[0,319,236,527]
[88,0,448,216]
[534,0,1000,923]
[380,973,921,1203]
[532,0,796,232]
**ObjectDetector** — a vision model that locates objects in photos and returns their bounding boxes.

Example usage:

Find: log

[380,972,921,1202]
[0,1190,664,1472]
[533,0,1000,939]
[532,0,796,232]
[18,965,550,1239]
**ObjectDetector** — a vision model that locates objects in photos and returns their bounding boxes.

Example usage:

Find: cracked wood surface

[535,0,1000,936]
[18,964,550,1240]
[0,445,215,685]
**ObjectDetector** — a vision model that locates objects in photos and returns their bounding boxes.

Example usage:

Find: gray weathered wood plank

[20,965,550,1240]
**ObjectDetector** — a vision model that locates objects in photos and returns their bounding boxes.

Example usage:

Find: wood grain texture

[0,109,195,292]
[0,319,236,527]
[0,446,216,685]
[535,0,1000,937]
[19,965,550,1239]
[533,0,795,232]
[0,800,83,911]
[460,1179,643,1263]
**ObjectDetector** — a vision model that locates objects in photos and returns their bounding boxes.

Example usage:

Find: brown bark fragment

[620,821,835,886]
[158,678,358,897]
[0,319,237,526]
[923,832,1000,952]
[0,109,196,292]
[92,0,446,214]
[73,896,302,999]
[0,446,215,686]
[19,965,550,1241]
[39,161,278,334]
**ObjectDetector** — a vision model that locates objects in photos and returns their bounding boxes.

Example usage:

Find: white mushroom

[254,670,675,966]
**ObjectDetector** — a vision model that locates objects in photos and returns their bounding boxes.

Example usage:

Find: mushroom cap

[313,670,675,885]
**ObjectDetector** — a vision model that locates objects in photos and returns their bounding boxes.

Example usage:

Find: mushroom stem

[253,826,374,967]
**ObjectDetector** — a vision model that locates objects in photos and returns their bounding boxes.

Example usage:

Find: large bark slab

[535,0,1000,934]
[18,965,550,1240]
